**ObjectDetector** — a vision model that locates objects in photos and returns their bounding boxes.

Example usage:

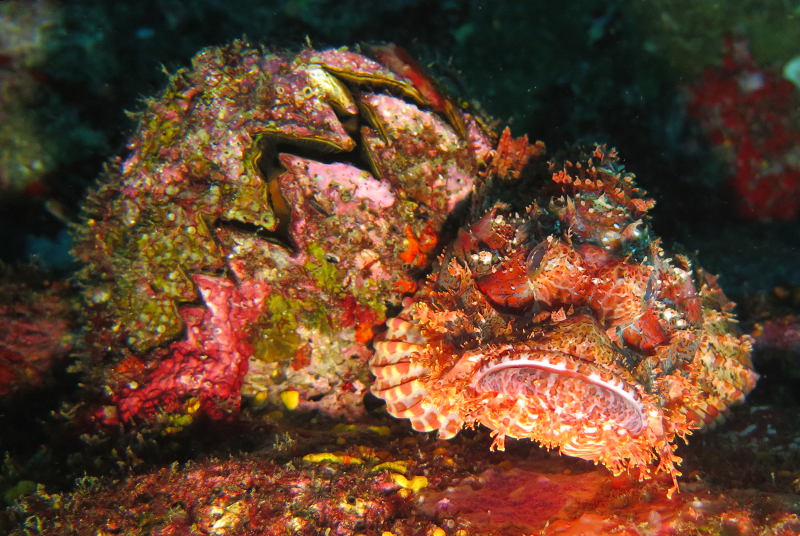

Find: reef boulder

[72,41,492,427]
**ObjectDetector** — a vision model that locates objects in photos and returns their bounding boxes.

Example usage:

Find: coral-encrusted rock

[10,419,800,536]
[10,455,412,536]
[0,272,76,398]
[72,41,491,426]
[370,144,758,497]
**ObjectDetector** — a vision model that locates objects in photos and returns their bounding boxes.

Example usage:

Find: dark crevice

[215,218,297,254]
[247,95,394,252]
[256,129,377,175]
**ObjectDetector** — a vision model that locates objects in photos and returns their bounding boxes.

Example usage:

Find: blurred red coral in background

[687,38,800,220]
[0,276,75,397]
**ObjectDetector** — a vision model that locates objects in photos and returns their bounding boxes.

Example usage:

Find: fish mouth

[471,348,646,446]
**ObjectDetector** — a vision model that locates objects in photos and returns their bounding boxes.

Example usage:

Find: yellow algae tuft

[280,390,299,410]
[371,461,408,474]
[391,473,428,491]
[355,446,380,460]
[332,423,391,436]
[252,391,270,405]
[303,453,364,465]
[185,397,202,414]
[162,412,194,435]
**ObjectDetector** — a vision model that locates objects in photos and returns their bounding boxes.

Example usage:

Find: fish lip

[472,347,646,436]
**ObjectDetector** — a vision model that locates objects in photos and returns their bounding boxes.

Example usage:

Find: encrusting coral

[72,41,491,427]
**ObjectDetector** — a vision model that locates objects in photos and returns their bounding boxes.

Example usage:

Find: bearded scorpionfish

[369,143,758,496]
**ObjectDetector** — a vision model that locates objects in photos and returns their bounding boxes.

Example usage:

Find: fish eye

[643,273,658,303]
[526,242,548,278]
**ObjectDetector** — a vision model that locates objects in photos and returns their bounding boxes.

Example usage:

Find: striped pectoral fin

[384,317,425,344]
[409,404,462,438]
[371,377,463,438]
[370,314,462,439]
[684,389,733,429]
[386,394,463,438]
[371,340,425,366]
[435,412,463,439]
[370,360,429,391]
[371,377,428,411]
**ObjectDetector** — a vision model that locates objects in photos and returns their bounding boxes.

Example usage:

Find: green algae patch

[304,243,344,296]
[252,324,302,363]
[4,480,37,505]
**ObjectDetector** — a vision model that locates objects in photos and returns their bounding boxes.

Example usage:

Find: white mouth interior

[474,352,645,435]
